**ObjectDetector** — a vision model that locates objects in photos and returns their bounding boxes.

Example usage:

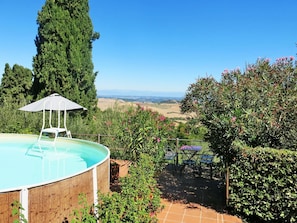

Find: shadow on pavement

[157,164,227,213]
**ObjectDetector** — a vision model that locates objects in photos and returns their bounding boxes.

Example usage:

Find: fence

[71,132,206,151]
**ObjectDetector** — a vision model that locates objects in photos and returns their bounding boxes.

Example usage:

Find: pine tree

[0,63,33,106]
[32,0,99,109]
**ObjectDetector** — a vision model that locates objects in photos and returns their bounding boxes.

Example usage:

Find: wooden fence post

[226,165,230,205]
[175,138,179,166]
[97,134,101,144]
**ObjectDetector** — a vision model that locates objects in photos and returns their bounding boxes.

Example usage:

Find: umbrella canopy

[19,93,87,112]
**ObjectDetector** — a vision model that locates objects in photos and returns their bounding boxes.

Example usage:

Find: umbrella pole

[57,109,60,129]
[38,107,46,142]
[64,109,67,130]
[42,108,45,130]
[49,109,53,128]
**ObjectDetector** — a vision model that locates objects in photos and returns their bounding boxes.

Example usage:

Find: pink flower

[222,69,229,76]
[231,116,236,122]
[159,115,166,121]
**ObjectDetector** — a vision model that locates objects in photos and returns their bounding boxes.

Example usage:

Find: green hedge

[228,142,297,222]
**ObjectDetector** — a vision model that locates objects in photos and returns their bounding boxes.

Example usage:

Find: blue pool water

[0,134,109,191]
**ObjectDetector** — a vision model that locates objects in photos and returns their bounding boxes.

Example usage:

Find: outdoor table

[178,145,202,173]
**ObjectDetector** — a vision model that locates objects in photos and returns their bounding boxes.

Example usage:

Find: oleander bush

[180,57,297,165]
[71,154,162,223]
[117,105,176,166]
[228,140,297,222]
[180,57,297,221]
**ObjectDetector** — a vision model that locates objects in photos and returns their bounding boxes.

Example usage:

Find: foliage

[180,57,297,164]
[118,104,176,168]
[0,63,33,106]
[11,200,28,223]
[175,121,207,140]
[97,154,162,223]
[71,154,162,223]
[32,0,99,110]
[0,103,41,134]
[0,100,177,166]
[66,104,180,167]
[70,107,126,149]
[228,141,297,222]
[71,194,97,223]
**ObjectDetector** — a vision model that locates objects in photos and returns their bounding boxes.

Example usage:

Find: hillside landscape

[97,98,191,119]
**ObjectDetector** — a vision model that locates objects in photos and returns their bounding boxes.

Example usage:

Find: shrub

[180,57,297,164]
[71,154,162,223]
[118,105,176,169]
[228,141,297,222]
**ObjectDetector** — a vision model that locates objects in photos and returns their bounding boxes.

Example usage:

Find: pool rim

[0,133,110,193]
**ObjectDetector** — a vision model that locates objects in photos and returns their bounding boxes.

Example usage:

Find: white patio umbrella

[19,93,87,139]
[19,93,87,112]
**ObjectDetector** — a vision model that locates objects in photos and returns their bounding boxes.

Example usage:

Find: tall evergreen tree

[0,63,33,106]
[32,0,99,109]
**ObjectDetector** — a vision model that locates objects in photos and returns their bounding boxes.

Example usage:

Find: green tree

[181,57,297,164]
[0,63,33,106]
[32,0,99,110]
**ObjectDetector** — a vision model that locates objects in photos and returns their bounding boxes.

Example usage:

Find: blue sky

[1,1,297,97]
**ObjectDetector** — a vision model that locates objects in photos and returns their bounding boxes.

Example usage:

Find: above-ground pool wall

[0,157,110,222]
[96,156,110,193]
[29,170,94,222]
[0,190,20,222]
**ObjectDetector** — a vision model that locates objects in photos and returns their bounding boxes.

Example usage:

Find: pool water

[0,136,107,191]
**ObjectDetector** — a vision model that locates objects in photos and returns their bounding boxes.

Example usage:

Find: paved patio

[157,199,242,223]
[156,164,242,223]
[110,161,242,223]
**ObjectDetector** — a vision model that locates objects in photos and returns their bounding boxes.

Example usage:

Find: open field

[97,98,192,119]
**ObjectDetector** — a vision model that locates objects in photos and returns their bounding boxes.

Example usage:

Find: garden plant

[71,154,162,223]
[180,57,297,222]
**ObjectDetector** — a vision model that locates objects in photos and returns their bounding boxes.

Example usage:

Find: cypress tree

[0,63,33,106]
[32,0,99,109]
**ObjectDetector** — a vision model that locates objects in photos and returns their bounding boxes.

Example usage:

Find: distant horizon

[97,89,185,98]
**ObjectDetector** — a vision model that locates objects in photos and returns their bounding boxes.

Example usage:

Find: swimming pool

[0,134,110,222]
[0,135,106,191]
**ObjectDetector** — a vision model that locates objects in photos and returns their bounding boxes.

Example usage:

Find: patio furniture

[198,154,214,179]
[164,147,177,171]
[179,145,202,174]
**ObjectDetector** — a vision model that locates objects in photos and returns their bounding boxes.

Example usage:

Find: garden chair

[198,154,214,179]
[163,147,177,171]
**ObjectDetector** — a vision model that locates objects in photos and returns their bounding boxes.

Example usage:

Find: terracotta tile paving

[157,199,242,223]
[111,161,243,223]
[156,164,243,223]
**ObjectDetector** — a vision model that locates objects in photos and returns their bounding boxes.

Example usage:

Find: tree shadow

[157,164,227,212]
